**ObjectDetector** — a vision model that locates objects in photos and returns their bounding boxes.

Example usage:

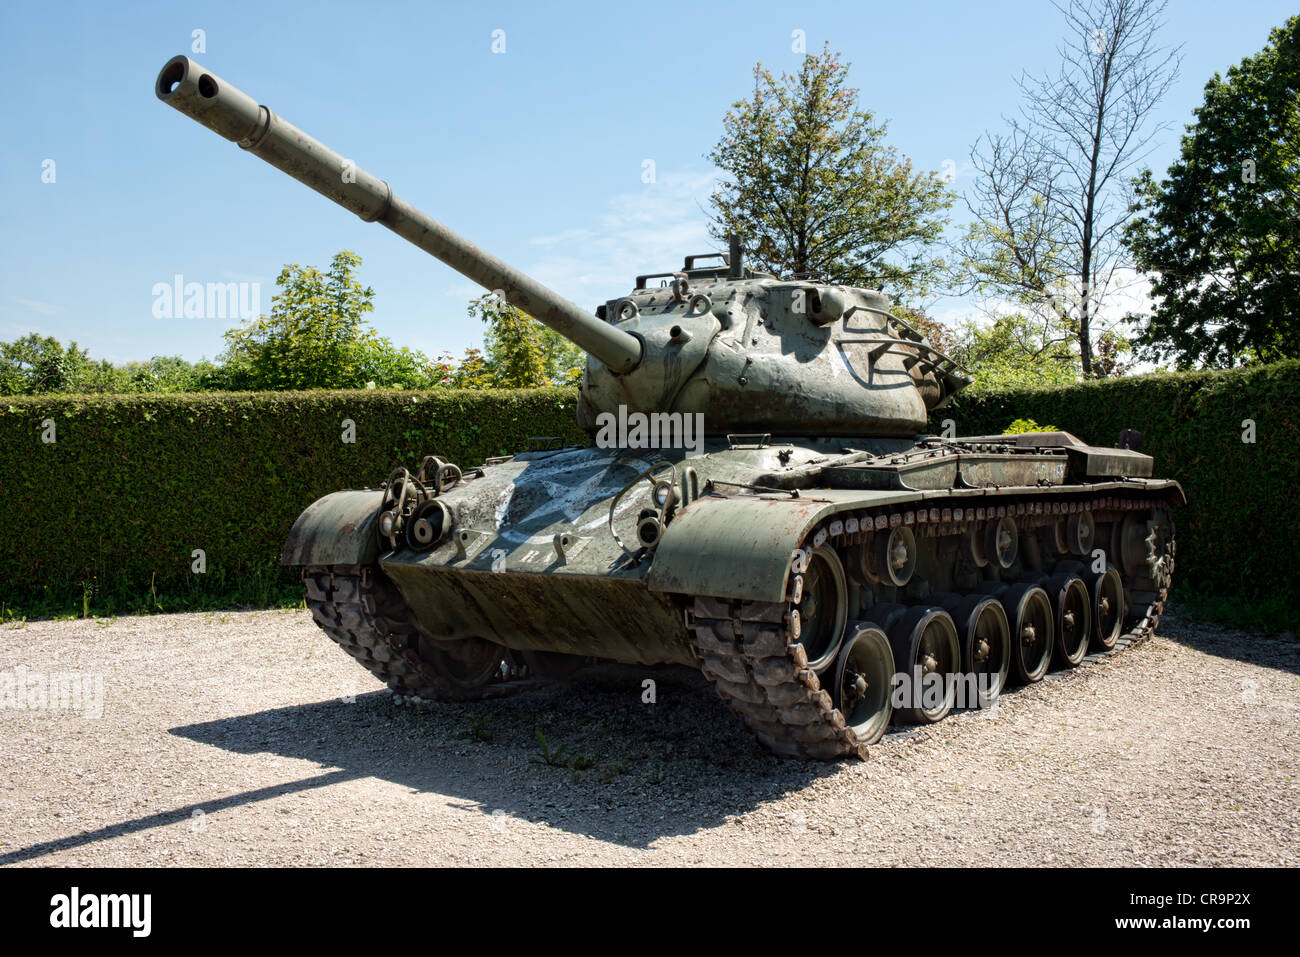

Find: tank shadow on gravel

[0,771,361,866]
[159,664,840,849]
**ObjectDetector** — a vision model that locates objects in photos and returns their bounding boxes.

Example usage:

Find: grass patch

[0,565,303,620]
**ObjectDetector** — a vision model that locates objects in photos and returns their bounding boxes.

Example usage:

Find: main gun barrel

[155,55,642,374]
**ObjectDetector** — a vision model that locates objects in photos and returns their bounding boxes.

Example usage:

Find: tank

[156,55,1182,759]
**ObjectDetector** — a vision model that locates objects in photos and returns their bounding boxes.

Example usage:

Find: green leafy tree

[1124,16,1300,368]
[352,337,442,390]
[0,334,92,394]
[950,312,1084,391]
[119,356,214,393]
[465,293,585,388]
[219,250,381,390]
[541,333,585,388]
[707,44,953,298]
[0,338,234,395]
[443,347,495,389]
[894,306,957,358]
[1005,417,1060,433]
[79,359,133,394]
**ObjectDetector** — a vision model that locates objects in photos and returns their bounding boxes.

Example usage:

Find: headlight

[652,480,674,508]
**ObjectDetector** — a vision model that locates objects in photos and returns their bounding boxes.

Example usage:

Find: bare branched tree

[958,0,1181,376]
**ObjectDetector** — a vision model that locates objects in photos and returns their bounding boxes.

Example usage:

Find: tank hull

[297,432,1181,759]
[311,437,1184,669]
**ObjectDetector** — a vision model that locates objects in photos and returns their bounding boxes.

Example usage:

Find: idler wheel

[882,606,960,724]
[1044,573,1092,668]
[794,545,848,673]
[993,583,1054,684]
[936,593,1011,709]
[831,624,895,745]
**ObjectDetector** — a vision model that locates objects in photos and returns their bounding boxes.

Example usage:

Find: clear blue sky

[0,0,1292,364]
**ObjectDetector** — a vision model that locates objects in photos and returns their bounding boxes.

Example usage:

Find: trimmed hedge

[1,363,1296,622]
[933,360,1300,621]
[0,388,584,613]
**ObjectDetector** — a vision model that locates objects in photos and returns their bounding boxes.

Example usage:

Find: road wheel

[1045,573,1092,668]
[886,606,960,724]
[832,624,895,745]
[998,583,1054,684]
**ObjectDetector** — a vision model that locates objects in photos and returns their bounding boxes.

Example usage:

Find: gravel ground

[1,605,1296,866]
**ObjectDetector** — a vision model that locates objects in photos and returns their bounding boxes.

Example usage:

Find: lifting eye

[686,292,712,315]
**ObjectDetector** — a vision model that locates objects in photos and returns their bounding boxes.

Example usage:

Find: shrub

[0,388,583,616]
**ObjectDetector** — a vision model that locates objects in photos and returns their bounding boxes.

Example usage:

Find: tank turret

[156,55,968,437]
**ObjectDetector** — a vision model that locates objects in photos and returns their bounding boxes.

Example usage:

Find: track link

[303,563,536,701]
[690,598,869,761]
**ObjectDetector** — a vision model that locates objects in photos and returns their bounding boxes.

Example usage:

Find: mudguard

[644,494,851,603]
[280,489,385,566]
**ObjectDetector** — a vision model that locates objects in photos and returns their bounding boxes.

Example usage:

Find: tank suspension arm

[154,55,642,374]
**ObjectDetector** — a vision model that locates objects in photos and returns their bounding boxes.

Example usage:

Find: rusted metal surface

[957,452,1068,488]
[958,431,1155,479]
[380,562,695,665]
[824,455,960,490]
[645,494,842,602]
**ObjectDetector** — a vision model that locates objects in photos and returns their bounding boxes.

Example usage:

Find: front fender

[280,489,385,566]
[644,495,840,603]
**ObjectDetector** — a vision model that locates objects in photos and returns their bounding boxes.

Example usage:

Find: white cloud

[524,168,720,307]
[12,297,58,316]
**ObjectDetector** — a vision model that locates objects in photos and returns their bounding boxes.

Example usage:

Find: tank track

[303,563,540,701]
[687,492,1173,761]
[691,598,869,760]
